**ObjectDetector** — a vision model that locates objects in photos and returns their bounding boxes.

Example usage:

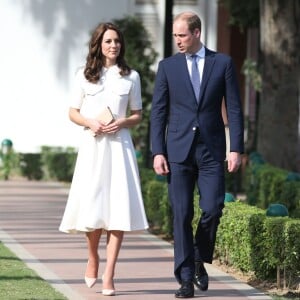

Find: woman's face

[101,29,121,65]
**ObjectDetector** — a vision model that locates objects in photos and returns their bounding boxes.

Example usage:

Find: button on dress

[59,66,149,233]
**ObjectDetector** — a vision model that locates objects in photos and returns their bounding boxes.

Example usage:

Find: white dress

[59,66,149,233]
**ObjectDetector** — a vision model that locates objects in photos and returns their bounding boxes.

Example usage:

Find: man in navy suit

[150,12,244,298]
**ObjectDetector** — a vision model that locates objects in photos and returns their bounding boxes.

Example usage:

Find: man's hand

[153,154,169,176]
[227,152,241,173]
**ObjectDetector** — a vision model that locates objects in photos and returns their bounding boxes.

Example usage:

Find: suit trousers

[168,135,225,282]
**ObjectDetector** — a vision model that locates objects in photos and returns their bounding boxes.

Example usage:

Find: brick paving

[0,180,272,299]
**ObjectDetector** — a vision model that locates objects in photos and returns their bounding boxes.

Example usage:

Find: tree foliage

[218,0,259,30]
[113,16,158,164]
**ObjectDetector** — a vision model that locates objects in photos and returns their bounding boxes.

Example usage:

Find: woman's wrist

[82,118,91,128]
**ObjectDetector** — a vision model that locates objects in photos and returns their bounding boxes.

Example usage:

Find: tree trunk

[277,266,281,289]
[257,0,300,172]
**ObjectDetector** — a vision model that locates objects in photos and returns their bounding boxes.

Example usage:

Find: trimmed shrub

[19,153,43,180]
[245,152,300,217]
[40,146,77,182]
[214,201,300,289]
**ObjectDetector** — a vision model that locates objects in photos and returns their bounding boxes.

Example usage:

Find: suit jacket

[151,47,244,163]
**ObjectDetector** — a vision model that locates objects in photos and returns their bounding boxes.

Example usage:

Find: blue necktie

[191,54,200,102]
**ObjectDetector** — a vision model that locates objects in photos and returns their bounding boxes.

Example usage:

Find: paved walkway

[0,180,272,300]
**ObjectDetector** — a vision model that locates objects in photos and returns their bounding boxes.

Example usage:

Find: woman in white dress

[59,22,148,295]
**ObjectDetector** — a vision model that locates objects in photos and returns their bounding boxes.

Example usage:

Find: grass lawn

[0,242,67,300]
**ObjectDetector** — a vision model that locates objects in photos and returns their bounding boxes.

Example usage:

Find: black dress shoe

[193,261,209,291]
[175,280,194,298]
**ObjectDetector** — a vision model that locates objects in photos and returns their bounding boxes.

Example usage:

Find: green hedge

[18,147,77,182]
[245,152,300,217]
[19,153,43,180]
[140,170,173,238]
[214,201,300,288]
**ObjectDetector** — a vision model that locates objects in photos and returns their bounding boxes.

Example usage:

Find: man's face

[172,19,201,54]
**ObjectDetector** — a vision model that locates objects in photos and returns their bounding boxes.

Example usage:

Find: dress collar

[102,65,121,77]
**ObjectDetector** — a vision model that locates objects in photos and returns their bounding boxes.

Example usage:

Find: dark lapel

[176,53,192,91]
[198,47,216,107]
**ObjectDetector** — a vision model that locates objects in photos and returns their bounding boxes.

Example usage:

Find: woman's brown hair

[84,22,131,83]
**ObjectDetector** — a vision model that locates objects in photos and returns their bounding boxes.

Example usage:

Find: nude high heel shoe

[84,260,98,288]
[102,275,115,296]
[85,276,97,288]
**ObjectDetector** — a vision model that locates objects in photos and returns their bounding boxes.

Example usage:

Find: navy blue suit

[150,48,244,282]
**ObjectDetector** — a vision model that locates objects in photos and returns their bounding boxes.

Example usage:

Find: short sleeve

[128,70,142,110]
[69,67,85,109]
